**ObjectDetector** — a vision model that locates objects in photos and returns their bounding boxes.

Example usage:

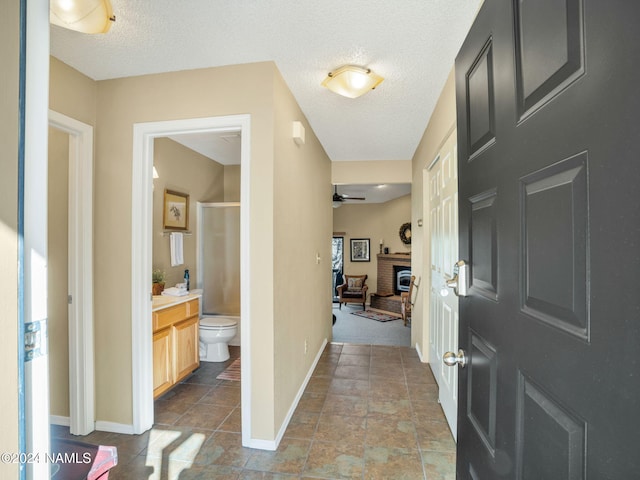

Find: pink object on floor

[51,439,118,480]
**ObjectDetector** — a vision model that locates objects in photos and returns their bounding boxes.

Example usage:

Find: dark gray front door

[454,1,640,478]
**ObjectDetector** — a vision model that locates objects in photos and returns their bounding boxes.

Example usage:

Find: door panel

[516,373,585,480]
[466,39,496,159]
[514,0,584,120]
[455,0,640,478]
[468,189,498,301]
[520,152,589,340]
[467,332,497,457]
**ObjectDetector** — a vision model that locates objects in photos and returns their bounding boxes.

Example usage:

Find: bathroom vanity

[152,293,201,398]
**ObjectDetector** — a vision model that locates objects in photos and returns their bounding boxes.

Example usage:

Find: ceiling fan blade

[332,185,365,202]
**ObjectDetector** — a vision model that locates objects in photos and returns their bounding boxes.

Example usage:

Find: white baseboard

[244,438,278,450]
[95,421,136,435]
[415,342,425,362]
[269,338,328,450]
[50,415,70,427]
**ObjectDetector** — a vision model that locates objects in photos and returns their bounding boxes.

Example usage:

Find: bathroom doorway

[131,115,253,445]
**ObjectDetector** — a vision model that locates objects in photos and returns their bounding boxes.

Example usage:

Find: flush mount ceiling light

[321,65,384,99]
[50,0,116,34]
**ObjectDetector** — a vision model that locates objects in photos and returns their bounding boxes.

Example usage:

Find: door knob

[443,349,466,368]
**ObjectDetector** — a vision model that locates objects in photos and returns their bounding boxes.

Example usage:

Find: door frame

[48,110,95,436]
[131,115,252,443]
[22,0,50,477]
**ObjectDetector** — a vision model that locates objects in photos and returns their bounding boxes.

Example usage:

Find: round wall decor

[399,222,412,245]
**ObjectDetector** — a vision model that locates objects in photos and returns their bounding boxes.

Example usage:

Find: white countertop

[152,293,201,312]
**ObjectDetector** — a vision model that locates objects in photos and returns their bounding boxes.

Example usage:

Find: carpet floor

[332,304,410,346]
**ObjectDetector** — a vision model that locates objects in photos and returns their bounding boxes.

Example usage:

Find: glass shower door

[200,204,241,315]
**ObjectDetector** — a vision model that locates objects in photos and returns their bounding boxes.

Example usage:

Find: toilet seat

[200,317,237,329]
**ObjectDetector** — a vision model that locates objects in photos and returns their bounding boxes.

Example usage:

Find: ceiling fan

[333,185,365,208]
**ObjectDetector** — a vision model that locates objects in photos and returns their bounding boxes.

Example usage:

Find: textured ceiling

[50,0,480,162]
[168,131,241,166]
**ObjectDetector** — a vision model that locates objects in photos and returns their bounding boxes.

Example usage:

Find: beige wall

[332,160,412,185]
[152,137,225,288]
[50,57,97,126]
[47,57,98,421]
[0,2,21,475]
[224,165,241,202]
[272,67,333,433]
[410,68,457,354]
[333,195,411,296]
[48,127,71,417]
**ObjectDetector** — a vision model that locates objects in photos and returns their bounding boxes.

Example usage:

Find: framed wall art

[350,238,370,262]
[163,189,190,230]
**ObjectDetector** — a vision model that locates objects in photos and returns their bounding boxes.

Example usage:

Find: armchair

[336,274,368,310]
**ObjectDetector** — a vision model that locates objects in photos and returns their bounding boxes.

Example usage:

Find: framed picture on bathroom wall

[163,189,190,230]
[350,238,370,262]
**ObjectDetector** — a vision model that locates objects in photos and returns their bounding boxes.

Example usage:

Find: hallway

[52,343,455,479]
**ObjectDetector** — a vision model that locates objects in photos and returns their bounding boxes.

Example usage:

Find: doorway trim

[48,110,95,436]
[131,115,252,441]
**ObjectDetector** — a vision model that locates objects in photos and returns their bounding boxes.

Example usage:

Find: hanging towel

[170,232,184,266]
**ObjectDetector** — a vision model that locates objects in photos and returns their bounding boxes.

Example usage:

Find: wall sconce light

[153,166,159,179]
[321,65,384,99]
[292,121,305,145]
[50,0,116,34]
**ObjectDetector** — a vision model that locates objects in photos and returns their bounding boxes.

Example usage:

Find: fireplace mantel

[377,253,411,260]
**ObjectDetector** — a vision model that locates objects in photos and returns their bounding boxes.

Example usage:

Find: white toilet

[199,316,238,362]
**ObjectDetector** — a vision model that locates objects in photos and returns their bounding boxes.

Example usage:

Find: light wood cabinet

[152,298,200,398]
[152,328,172,398]
[174,316,199,383]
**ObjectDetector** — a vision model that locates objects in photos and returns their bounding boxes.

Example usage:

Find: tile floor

[51,343,456,479]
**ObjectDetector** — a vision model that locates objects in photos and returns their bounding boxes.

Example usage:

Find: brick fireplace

[370,253,411,314]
